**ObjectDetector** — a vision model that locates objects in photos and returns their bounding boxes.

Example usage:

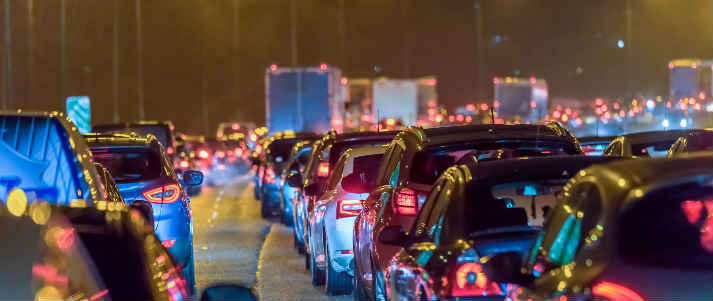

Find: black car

[602,129,707,157]
[0,203,192,300]
[258,132,320,218]
[667,130,713,157]
[280,140,315,227]
[380,156,621,301]
[353,123,583,301]
[93,121,178,159]
[490,154,712,301]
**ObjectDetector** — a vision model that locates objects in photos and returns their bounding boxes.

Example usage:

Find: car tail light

[216,151,226,159]
[218,164,227,170]
[161,238,176,249]
[451,262,502,297]
[317,162,330,177]
[180,160,189,168]
[592,282,645,301]
[265,167,276,184]
[143,184,181,204]
[166,147,174,155]
[337,199,362,219]
[394,188,417,215]
[198,149,210,159]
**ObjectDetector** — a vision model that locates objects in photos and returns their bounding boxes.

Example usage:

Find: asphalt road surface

[192,174,350,300]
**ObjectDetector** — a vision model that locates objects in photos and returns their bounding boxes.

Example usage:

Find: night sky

[1,0,711,134]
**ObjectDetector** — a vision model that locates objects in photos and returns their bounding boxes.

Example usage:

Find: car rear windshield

[688,133,713,152]
[93,124,173,149]
[619,181,713,269]
[341,154,384,193]
[269,139,305,173]
[90,148,163,183]
[329,139,391,167]
[410,140,575,185]
[632,140,677,158]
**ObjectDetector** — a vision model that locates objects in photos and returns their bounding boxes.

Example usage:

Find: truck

[265,65,345,134]
[343,78,373,130]
[669,59,712,103]
[370,76,438,126]
[493,77,548,123]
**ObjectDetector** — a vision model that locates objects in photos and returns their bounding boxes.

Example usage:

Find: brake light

[180,160,189,168]
[198,149,210,159]
[592,282,645,301]
[317,162,330,177]
[143,184,181,204]
[394,188,417,215]
[166,147,174,155]
[216,151,226,159]
[451,262,502,297]
[337,199,362,218]
[218,164,227,170]
[161,238,176,249]
[265,167,276,184]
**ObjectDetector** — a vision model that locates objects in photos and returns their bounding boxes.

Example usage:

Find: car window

[412,178,447,239]
[619,182,712,269]
[326,153,349,190]
[632,140,677,158]
[91,148,163,183]
[603,141,621,156]
[489,179,568,227]
[341,154,384,193]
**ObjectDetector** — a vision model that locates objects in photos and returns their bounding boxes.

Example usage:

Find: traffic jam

[1,1,712,300]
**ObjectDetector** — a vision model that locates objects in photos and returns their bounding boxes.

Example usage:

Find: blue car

[85,133,203,295]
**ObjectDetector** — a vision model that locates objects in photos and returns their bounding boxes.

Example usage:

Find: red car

[352,123,583,300]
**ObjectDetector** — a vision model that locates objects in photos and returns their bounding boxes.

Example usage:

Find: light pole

[3,0,12,110]
[60,0,66,104]
[337,0,347,71]
[136,0,145,120]
[28,0,34,107]
[474,0,484,101]
[113,0,120,122]
[401,0,410,77]
[233,0,240,118]
[201,2,209,136]
[290,0,298,67]
[625,0,632,97]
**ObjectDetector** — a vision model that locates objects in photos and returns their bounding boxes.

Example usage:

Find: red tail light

[592,282,645,301]
[394,188,417,215]
[451,262,502,297]
[161,238,176,249]
[337,199,362,219]
[265,167,277,184]
[216,151,226,159]
[317,162,330,177]
[143,184,181,204]
[166,147,174,155]
[198,149,210,159]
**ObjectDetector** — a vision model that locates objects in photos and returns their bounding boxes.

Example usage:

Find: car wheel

[294,231,306,254]
[311,248,325,285]
[352,257,369,301]
[372,257,386,301]
[283,210,294,226]
[325,244,353,295]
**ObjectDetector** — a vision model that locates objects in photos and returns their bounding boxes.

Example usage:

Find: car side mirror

[286,171,303,188]
[201,284,257,301]
[379,225,408,246]
[128,200,154,225]
[304,181,324,197]
[481,251,532,285]
[341,173,371,194]
[182,170,204,186]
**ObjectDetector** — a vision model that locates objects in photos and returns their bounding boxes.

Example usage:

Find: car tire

[352,258,369,301]
[305,250,311,270]
[325,245,353,296]
[282,210,294,226]
[311,249,325,286]
[294,232,306,255]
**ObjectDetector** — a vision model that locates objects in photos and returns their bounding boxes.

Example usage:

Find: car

[258,132,320,218]
[84,133,204,295]
[0,200,191,300]
[667,130,713,157]
[251,136,271,201]
[0,111,107,206]
[602,129,707,157]
[307,145,388,295]
[287,130,398,281]
[279,140,315,228]
[493,153,712,301]
[353,123,583,301]
[380,155,621,301]
[93,120,178,159]
[578,135,616,156]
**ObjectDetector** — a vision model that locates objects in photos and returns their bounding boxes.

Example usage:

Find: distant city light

[646,100,655,109]
[617,40,625,48]
[662,119,670,128]
[707,103,713,112]
[680,119,687,128]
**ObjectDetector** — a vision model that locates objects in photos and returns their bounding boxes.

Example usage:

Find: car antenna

[377,110,381,132]
[490,101,495,125]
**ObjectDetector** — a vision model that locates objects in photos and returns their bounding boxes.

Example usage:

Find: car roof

[578,135,617,143]
[463,155,624,187]
[333,130,399,143]
[345,144,388,158]
[421,124,579,147]
[84,133,158,148]
[619,129,706,144]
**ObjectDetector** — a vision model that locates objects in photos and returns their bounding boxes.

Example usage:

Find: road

[191,174,350,300]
